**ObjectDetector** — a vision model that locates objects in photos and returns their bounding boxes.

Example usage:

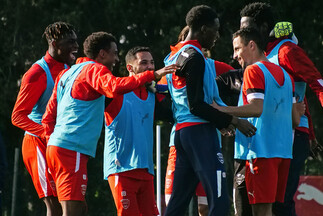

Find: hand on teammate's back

[153,64,180,80]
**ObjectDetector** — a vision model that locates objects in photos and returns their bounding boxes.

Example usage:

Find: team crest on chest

[121,199,130,209]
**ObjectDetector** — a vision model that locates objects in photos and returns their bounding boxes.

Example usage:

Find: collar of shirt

[169,40,202,58]
[44,51,66,69]
[76,57,109,69]
[76,57,95,64]
[133,86,148,100]
[265,37,289,55]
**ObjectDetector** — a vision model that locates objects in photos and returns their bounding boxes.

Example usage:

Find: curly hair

[125,46,151,64]
[83,32,117,59]
[240,2,276,31]
[43,21,75,43]
[185,5,218,31]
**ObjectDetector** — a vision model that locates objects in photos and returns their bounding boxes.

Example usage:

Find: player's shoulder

[251,61,282,74]
[177,47,204,65]
[23,63,46,83]
[181,47,203,59]
[263,60,281,69]
[246,63,262,72]
[244,63,266,80]
[82,61,108,75]
[280,40,302,55]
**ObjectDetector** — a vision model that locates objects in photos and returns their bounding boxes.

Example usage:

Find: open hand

[154,64,180,80]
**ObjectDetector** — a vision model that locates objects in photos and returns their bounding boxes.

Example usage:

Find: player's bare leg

[43,196,62,216]
[252,203,272,216]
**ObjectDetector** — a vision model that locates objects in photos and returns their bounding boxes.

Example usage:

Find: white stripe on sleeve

[247,93,264,103]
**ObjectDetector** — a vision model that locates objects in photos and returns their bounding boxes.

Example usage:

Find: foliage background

[0,0,322,215]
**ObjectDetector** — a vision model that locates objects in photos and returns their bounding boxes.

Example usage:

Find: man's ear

[249,40,256,50]
[201,25,207,33]
[98,49,106,58]
[51,40,57,48]
[127,64,136,76]
[126,64,133,73]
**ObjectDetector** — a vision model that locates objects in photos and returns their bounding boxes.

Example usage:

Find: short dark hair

[233,27,265,51]
[185,5,218,31]
[43,21,76,43]
[240,2,276,31]
[125,46,151,64]
[83,32,117,59]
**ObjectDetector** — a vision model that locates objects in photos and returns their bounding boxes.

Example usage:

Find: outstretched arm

[212,99,263,118]
[88,64,179,98]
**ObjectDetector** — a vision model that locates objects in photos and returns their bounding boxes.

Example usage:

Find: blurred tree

[0,0,322,215]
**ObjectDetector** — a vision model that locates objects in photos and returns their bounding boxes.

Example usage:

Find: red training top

[42,57,155,140]
[266,38,323,137]
[12,52,66,138]
[242,61,295,105]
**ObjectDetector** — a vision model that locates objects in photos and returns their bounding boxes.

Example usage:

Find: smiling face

[54,31,79,65]
[102,42,119,71]
[233,36,252,69]
[127,51,154,75]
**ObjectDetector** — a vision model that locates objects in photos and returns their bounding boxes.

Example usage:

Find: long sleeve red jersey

[266,38,323,137]
[42,57,155,139]
[11,52,66,138]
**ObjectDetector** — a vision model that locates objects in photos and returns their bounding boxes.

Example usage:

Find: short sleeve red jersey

[242,61,295,105]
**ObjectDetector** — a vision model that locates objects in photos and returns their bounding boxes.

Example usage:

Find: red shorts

[22,134,56,198]
[46,145,89,201]
[245,158,290,204]
[164,146,206,204]
[108,171,159,216]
